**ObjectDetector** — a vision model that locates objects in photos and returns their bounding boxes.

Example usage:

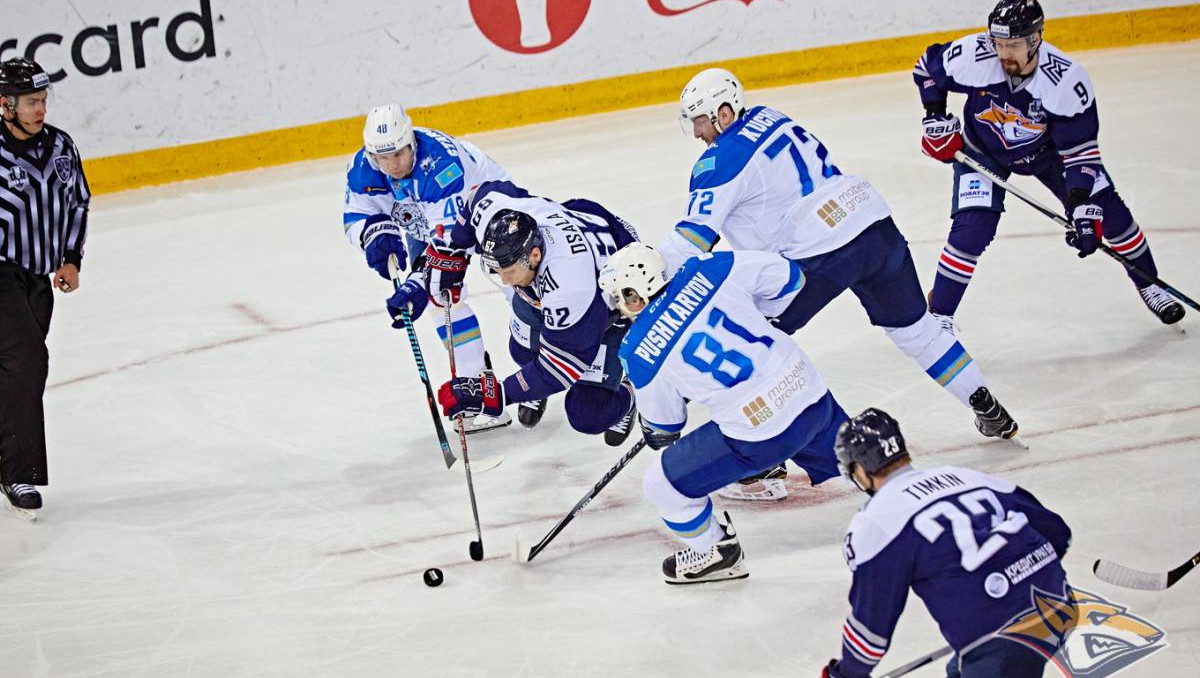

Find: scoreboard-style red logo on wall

[470,0,762,54]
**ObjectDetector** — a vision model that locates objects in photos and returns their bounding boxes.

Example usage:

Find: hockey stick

[514,439,647,564]
[388,255,503,474]
[954,151,1199,313]
[1093,549,1200,590]
[878,645,953,678]
[443,290,485,561]
[389,255,457,470]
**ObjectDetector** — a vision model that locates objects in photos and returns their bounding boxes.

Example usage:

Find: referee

[0,57,90,513]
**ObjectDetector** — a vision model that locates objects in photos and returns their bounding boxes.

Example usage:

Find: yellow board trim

[84,4,1200,194]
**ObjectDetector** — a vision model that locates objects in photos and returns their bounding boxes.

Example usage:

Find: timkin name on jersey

[632,273,716,363]
[899,472,967,501]
[736,107,788,143]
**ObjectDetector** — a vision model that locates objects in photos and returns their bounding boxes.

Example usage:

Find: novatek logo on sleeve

[0,0,219,84]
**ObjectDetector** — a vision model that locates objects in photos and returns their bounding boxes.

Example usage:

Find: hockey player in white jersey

[343,103,512,432]
[820,408,1072,678]
[915,0,1184,326]
[664,68,1021,450]
[434,181,642,444]
[600,243,848,584]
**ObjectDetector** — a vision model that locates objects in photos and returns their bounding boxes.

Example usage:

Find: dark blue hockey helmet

[988,0,1044,40]
[835,408,909,477]
[480,209,543,272]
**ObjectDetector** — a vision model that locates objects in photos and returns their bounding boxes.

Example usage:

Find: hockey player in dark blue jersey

[434,181,641,444]
[916,0,1184,326]
[820,408,1074,678]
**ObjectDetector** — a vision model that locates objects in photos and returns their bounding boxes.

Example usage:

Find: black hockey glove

[1065,201,1103,258]
[640,417,680,450]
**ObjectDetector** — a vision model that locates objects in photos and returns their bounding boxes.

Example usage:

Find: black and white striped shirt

[0,122,90,275]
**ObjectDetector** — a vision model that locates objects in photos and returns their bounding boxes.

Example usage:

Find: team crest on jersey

[5,166,29,191]
[53,156,73,183]
[391,201,431,237]
[996,585,1167,677]
[419,155,436,173]
[974,101,1047,149]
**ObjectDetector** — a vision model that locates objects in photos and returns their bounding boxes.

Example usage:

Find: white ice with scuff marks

[1,42,1198,678]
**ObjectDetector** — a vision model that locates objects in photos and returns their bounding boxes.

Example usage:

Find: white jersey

[342,128,510,250]
[658,106,893,275]
[619,251,827,441]
[466,187,621,333]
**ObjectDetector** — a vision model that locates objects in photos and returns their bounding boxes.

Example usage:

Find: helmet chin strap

[1024,33,1042,71]
[2,95,40,138]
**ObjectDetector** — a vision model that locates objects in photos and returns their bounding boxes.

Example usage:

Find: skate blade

[461,412,514,436]
[715,479,787,502]
[5,503,38,522]
[449,454,505,474]
[665,562,750,585]
[1003,434,1030,450]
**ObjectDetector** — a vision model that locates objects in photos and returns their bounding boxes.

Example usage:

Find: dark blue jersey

[915,34,1104,195]
[837,466,1071,678]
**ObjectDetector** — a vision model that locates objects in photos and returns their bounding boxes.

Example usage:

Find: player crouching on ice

[600,243,849,584]
[345,102,513,433]
[432,181,642,445]
[821,408,1073,678]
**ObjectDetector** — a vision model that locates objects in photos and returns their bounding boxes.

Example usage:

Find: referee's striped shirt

[0,122,90,275]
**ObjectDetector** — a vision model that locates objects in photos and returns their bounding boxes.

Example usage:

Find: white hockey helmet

[679,67,745,135]
[362,103,414,156]
[598,243,670,318]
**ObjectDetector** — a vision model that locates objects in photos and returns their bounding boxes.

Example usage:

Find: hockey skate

[716,464,788,501]
[2,483,41,521]
[605,396,638,448]
[517,399,548,429]
[663,512,749,585]
[1138,284,1185,327]
[459,409,513,435]
[969,387,1026,448]
[931,312,958,336]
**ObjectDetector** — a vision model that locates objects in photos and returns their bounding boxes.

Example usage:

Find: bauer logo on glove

[438,372,505,419]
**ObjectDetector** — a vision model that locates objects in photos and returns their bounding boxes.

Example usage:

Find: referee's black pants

[0,262,52,486]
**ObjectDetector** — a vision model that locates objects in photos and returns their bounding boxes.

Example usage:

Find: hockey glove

[640,417,681,450]
[1065,203,1103,258]
[386,276,429,325]
[438,371,505,419]
[424,243,470,306]
[921,112,963,163]
[363,219,407,280]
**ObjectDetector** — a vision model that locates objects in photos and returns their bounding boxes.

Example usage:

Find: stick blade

[1093,558,1169,591]
[449,454,504,474]
[513,536,534,564]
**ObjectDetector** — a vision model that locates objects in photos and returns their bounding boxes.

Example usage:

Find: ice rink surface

[2,41,1199,678]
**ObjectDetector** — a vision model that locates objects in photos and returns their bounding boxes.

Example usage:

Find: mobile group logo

[996,585,1167,677]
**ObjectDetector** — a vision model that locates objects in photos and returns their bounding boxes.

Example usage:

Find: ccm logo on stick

[1,0,220,83]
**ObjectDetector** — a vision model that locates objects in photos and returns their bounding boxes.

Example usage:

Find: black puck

[423,567,444,587]
[469,541,484,561]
